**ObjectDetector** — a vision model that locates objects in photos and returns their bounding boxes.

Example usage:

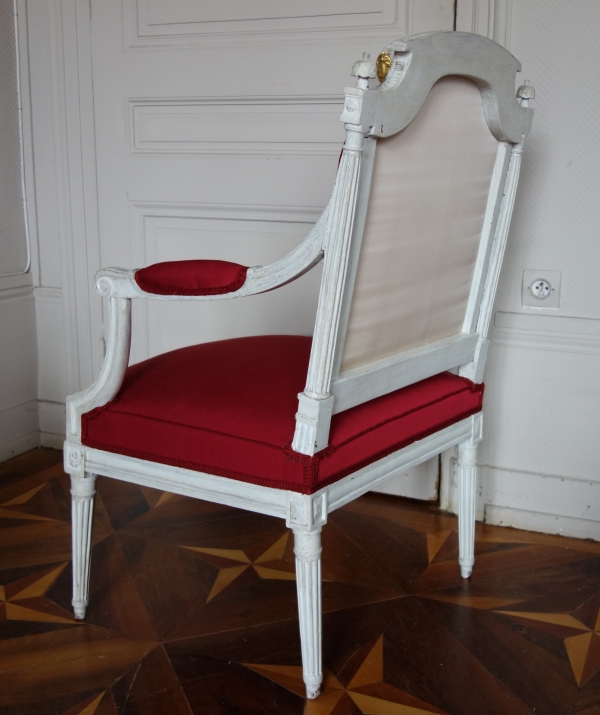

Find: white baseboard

[485,504,600,542]
[38,400,66,437]
[0,400,39,462]
[0,400,40,462]
[493,311,600,355]
[0,431,40,463]
[0,400,66,462]
[485,466,600,520]
[483,466,600,541]
[40,431,65,449]
[440,457,600,542]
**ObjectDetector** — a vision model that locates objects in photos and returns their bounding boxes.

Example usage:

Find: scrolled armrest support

[66,295,131,441]
[95,268,145,298]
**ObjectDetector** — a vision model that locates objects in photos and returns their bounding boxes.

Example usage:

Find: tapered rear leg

[457,440,478,579]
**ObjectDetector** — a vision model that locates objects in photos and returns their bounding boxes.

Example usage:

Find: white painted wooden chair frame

[64,32,534,700]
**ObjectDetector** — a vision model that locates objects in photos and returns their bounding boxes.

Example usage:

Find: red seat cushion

[135,260,247,296]
[81,336,483,495]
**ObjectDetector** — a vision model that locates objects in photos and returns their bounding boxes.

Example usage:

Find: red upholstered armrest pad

[135,260,248,296]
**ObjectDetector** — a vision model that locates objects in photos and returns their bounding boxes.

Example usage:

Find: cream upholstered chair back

[340,76,499,372]
[291,33,534,456]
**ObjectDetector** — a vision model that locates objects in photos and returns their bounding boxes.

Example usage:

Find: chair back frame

[292,32,534,456]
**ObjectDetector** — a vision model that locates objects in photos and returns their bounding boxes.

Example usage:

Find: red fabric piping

[306,405,483,492]
[330,383,480,452]
[84,379,482,455]
[79,438,303,492]
[81,405,482,495]
[134,265,248,296]
[82,390,483,495]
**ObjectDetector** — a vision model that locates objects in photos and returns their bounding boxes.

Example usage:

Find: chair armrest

[94,204,328,299]
[135,260,248,296]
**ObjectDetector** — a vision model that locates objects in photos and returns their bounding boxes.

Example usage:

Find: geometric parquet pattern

[1,449,600,714]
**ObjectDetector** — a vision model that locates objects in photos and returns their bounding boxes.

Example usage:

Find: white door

[90,0,455,499]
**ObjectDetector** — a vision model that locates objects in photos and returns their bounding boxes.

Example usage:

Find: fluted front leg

[293,526,323,699]
[457,441,478,579]
[71,473,97,619]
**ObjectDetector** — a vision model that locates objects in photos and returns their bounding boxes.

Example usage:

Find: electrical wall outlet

[522,270,561,308]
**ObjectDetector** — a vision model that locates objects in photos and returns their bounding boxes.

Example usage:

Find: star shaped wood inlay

[181,532,295,602]
[496,589,600,686]
[0,562,79,624]
[245,635,449,714]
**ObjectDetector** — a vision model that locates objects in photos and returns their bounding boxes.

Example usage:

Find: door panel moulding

[124,0,403,48]
[455,0,512,48]
[0,0,31,277]
[128,96,346,157]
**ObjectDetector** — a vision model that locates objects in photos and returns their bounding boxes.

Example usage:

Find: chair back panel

[340,76,499,373]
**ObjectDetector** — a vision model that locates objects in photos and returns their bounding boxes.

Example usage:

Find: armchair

[64,31,534,700]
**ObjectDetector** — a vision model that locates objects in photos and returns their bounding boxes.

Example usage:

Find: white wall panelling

[455,0,512,47]
[129,97,345,157]
[485,316,600,483]
[34,286,67,447]
[437,0,600,541]
[0,0,30,277]
[0,278,38,460]
[44,0,103,395]
[34,287,67,403]
[123,0,453,48]
[0,1,38,461]
[454,313,600,540]
[127,0,397,45]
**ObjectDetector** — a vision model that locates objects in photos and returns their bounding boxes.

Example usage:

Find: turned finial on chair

[351,52,376,89]
[517,79,535,106]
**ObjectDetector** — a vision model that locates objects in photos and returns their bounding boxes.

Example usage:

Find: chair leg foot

[305,683,321,700]
[293,526,323,700]
[460,564,473,579]
[457,440,477,580]
[72,601,87,620]
[71,473,97,621]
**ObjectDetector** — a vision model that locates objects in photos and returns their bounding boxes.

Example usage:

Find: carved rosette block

[64,443,85,476]
[293,527,323,699]
[71,473,97,619]
[457,441,478,579]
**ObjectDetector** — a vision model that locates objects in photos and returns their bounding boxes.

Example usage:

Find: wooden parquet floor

[0,449,599,714]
